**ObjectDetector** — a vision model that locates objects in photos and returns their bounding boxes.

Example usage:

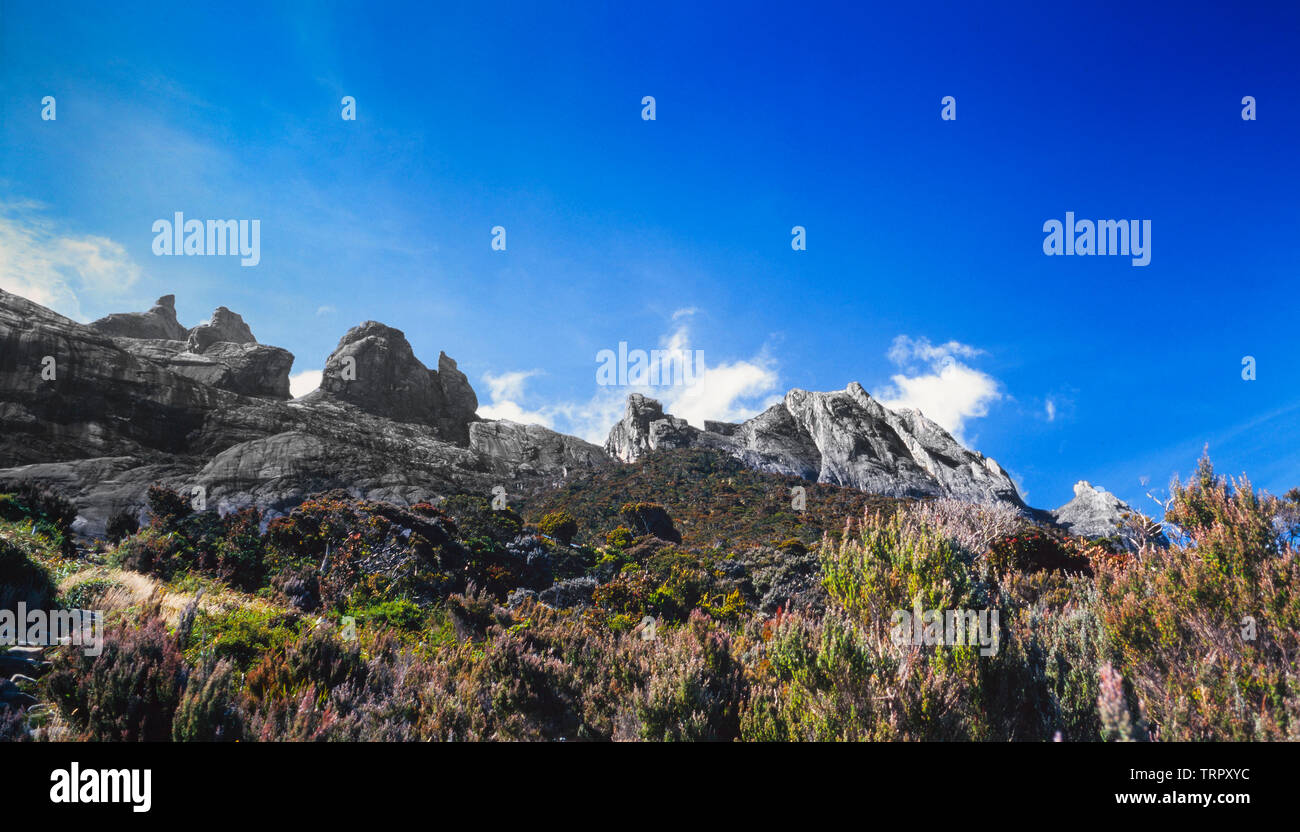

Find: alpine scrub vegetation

[1,453,1295,741]
[1093,457,1300,740]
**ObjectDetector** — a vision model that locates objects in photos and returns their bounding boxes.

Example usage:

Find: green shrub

[355,598,425,632]
[146,484,194,529]
[1095,455,1300,740]
[537,510,578,545]
[618,502,680,543]
[60,578,122,611]
[185,607,301,670]
[0,536,58,611]
[821,511,982,624]
[0,483,77,536]
[113,526,187,580]
[635,611,746,741]
[605,526,634,550]
[106,508,141,543]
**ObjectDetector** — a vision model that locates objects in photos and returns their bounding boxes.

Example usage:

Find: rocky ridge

[0,289,607,536]
[605,387,1027,507]
[0,289,1142,541]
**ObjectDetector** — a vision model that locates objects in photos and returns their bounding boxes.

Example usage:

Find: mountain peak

[187,305,257,352]
[606,386,1025,508]
[1051,480,1158,549]
[317,320,479,443]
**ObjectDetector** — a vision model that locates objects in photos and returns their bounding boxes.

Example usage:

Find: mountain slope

[520,446,907,551]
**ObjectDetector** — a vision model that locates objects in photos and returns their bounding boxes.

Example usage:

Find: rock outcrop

[91,300,293,400]
[0,289,608,536]
[0,290,235,467]
[186,306,256,352]
[606,383,1026,508]
[436,352,479,444]
[311,322,480,442]
[605,394,698,463]
[89,294,188,341]
[1050,481,1160,548]
[1,288,1131,544]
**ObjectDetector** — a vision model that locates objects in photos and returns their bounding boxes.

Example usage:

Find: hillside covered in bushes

[1,453,1297,741]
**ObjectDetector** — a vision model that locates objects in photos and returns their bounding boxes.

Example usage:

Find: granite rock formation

[2,288,1135,544]
[606,385,1026,508]
[1050,480,1160,549]
[0,289,607,536]
[87,294,188,341]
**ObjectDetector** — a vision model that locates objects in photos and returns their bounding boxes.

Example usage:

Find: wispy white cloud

[0,201,141,321]
[886,336,983,366]
[877,335,1001,443]
[481,369,544,404]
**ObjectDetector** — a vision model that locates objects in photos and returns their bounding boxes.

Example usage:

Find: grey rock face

[605,383,1026,507]
[186,342,294,400]
[604,394,699,462]
[186,306,257,352]
[435,351,478,444]
[95,300,292,400]
[469,420,611,483]
[312,324,481,443]
[116,339,293,400]
[1050,481,1157,548]
[0,289,609,537]
[0,289,235,467]
[89,294,188,341]
[317,321,446,425]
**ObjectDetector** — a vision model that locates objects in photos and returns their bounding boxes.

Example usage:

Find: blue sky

[1,0,1297,512]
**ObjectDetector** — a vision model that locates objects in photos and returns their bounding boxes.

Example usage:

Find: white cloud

[0,201,142,320]
[289,369,322,398]
[1045,398,1057,422]
[316,305,335,317]
[877,335,1001,444]
[482,369,543,404]
[659,354,780,428]
[478,315,782,443]
[477,398,558,428]
[477,370,559,426]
